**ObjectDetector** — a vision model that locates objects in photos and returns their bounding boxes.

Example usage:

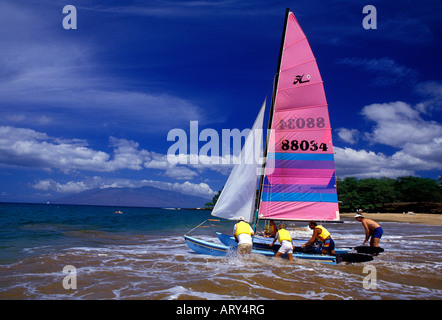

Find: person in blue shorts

[355,214,383,247]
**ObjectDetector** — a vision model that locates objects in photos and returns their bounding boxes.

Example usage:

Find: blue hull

[184,235,233,257]
[184,235,338,264]
[216,232,351,255]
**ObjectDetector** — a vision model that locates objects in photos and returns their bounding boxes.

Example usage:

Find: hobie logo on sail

[293,74,310,85]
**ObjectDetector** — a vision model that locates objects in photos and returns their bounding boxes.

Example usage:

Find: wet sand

[340,212,442,226]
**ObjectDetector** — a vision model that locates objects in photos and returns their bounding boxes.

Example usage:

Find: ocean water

[0,203,441,300]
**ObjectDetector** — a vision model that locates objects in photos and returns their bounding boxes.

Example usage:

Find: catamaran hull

[216,232,351,255]
[217,232,303,249]
[184,235,232,257]
[184,235,338,264]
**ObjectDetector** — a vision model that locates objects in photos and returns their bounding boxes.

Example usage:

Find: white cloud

[33,177,214,199]
[391,139,442,170]
[0,124,243,178]
[164,166,199,180]
[159,180,214,198]
[415,81,442,114]
[334,84,442,178]
[0,126,108,172]
[335,100,442,178]
[33,179,89,193]
[336,128,359,144]
[108,137,150,171]
[114,178,215,198]
[0,126,120,172]
[334,147,415,179]
[361,101,442,148]
[0,126,205,177]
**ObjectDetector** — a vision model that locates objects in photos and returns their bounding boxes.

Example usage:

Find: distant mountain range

[53,186,210,208]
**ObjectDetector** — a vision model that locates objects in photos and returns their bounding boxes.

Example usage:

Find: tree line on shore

[337,176,442,213]
[205,176,442,213]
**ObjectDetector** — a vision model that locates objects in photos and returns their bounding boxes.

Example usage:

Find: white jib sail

[211,100,266,223]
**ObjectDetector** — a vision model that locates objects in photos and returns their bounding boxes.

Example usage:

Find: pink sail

[258,11,340,221]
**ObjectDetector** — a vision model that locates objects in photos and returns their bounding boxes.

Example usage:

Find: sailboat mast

[255,8,290,219]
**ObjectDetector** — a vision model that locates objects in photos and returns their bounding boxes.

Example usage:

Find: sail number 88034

[281,140,328,152]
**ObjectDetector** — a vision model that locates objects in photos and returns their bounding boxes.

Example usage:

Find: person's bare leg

[274,252,283,259]
[372,237,380,247]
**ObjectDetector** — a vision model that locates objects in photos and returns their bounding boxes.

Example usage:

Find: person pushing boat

[303,221,335,255]
[354,214,383,247]
[270,223,294,261]
[233,216,254,254]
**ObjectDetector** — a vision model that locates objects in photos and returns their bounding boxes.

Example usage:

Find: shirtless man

[355,214,383,247]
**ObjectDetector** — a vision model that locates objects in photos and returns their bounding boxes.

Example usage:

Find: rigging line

[185,220,209,235]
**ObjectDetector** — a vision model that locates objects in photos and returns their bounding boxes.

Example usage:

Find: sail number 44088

[279,117,325,130]
[281,140,328,152]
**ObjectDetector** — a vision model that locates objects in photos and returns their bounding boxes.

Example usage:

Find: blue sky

[0,0,441,204]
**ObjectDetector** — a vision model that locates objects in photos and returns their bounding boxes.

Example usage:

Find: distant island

[52,185,211,209]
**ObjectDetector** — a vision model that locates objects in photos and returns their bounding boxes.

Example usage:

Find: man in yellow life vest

[233,216,254,254]
[270,224,294,261]
[302,220,335,255]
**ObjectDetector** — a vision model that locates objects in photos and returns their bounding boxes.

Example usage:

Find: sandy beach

[340,212,442,226]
